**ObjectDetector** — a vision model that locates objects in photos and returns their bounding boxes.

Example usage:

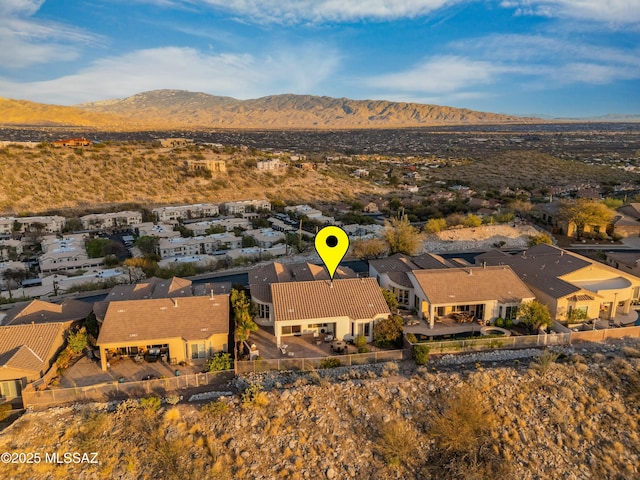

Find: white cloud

[0,0,100,69]
[501,0,640,24]
[178,0,462,23]
[363,34,640,100]
[364,56,507,94]
[0,44,341,104]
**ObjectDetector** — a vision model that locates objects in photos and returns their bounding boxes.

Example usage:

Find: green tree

[424,218,447,234]
[602,197,623,209]
[67,328,88,354]
[508,199,533,218]
[382,214,424,255]
[381,288,399,312]
[517,300,553,332]
[205,225,226,235]
[63,218,84,233]
[86,238,111,258]
[135,236,159,257]
[559,199,614,239]
[231,288,258,358]
[373,315,404,348]
[2,268,27,299]
[241,235,257,248]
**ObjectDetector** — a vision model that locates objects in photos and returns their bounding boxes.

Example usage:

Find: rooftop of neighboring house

[618,203,640,219]
[249,261,357,304]
[0,322,66,375]
[410,266,535,304]
[1,299,92,326]
[271,277,390,322]
[369,252,453,287]
[606,251,640,266]
[97,295,229,345]
[476,244,602,299]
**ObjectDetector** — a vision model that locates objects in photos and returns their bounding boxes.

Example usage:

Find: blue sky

[0,0,639,117]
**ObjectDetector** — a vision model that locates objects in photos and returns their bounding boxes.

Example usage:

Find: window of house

[281,325,301,335]
[358,323,371,337]
[505,305,518,320]
[257,303,270,319]
[436,306,445,317]
[393,287,409,305]
[191,343,206,359]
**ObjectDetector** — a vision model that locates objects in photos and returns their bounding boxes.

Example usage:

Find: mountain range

[0,90,540,130]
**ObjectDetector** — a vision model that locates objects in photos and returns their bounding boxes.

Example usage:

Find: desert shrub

[358,347,370,353]
[165,394,180,405]
[504,317,514,328]
[405,333,418,344]
[0,403,12,422]
[413,344,430,365]
[140,396,162,412]
[354,335,367,348]
[319,358,341,369]
[201,400,228,416]
[532,349,560,375]
[205,352,233,372]
[241,383,269,407]
[375,418,418,467]
[495,317,505,327]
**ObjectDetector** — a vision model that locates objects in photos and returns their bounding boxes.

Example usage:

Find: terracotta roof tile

[0,322,66,374]
[271,278,390,322]
[411,266,534,304]
[97,295,229,345]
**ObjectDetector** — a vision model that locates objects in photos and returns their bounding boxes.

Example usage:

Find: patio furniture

[288,351,295,357]
[324,335,334,342]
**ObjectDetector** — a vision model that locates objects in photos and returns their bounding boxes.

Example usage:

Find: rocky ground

[1,339,639,480]
[424,223,545,253]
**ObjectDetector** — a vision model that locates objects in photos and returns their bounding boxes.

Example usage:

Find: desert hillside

[77,90,538,128]
[0,91,539,129]
[1,341,639,479]
[0,142,381,215]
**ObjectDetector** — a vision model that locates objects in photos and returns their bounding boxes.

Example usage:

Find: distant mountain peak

[3,91,544,129]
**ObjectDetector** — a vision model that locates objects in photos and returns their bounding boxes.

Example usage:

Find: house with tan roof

[605,251,640,277]
[249,262,357,327]
[0,322,67,400]
[0,298,92,327]
[96,295,230,370]
[369,253,453,309]
[477,244,640,322]
[409,266,535,328]
[270,278,390,345]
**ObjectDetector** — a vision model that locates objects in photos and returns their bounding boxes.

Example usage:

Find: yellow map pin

[315,226,350,281]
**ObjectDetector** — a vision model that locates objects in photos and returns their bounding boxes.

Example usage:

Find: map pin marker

[315,226,350,281]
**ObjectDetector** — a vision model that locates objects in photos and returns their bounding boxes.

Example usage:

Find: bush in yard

[375,418,418,467]
[405,333,418,344]
[319,358,341,369]
[373,315,404,348]
[494,317,505,327]
[165,394,180,405]
[67,328,88,354]
[413,344,430,365]
[504,318,514,328]
[354,335,367,349]
[205,352,233,372]
[358,347,370,353]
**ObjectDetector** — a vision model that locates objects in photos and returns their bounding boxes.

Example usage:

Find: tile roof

[0,322,65,374]
[478,244,592,299]
[410,266,535,304]
[3,299,92,326]
[150,277,193,299]
[249,262,357,303]
[193,282,233,296]
[271,278,390,322]
[97,295,229,345]
[370,253,453,288]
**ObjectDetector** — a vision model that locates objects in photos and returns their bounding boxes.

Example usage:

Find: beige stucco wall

[98,333,228,371]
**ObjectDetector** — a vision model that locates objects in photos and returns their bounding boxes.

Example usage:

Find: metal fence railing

[21,370,233,408]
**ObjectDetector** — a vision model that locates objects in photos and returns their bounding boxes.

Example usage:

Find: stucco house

[96,295,230,370]
[477,244,640,322]
[270,278,391,345]
[0,322,67,400]
[369,253,454,309]
[409,266,535,328]
[249,262,357,327]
